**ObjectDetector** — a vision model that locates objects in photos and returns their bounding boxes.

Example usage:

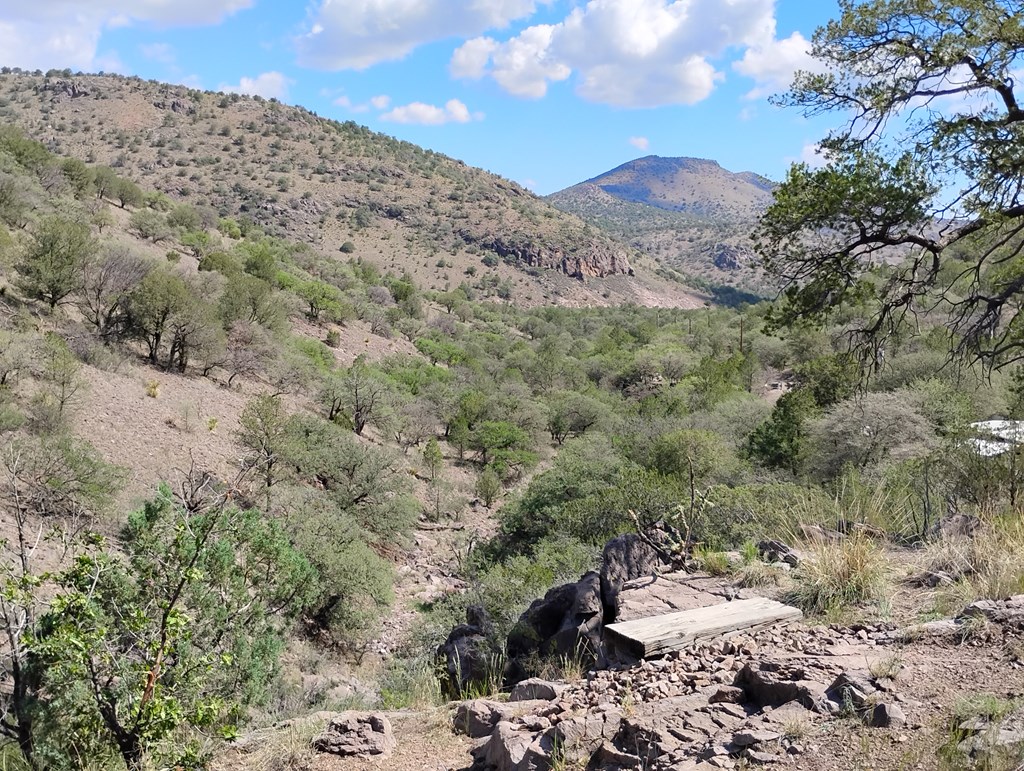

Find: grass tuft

[786,534,888,618]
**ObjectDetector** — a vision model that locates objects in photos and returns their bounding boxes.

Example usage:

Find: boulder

[311,712,396,758]
[438,605,498,695]
[471,720,554,771]
[957,707,1024,759]
[869,702,907,728]
[455,699,553,739]
[961,595,1024,626]
[931,513,983,539]
[756,539,799,567]
[510,679,566,702]
[600,533,663,621]
[799,524,842,543]
[506,572,603,682]
[824,670,878,711]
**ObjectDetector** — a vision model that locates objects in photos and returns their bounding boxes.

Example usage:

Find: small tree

[320,364,392,435]
[15,217,96,309]
[126,269,193,366]
[77,245,152,338]
[237,393,294,508]
[421,436,443,481]
[33,481,314,769]
[475,467,502,508]
[113,177,143,209]
[31,334,86,432]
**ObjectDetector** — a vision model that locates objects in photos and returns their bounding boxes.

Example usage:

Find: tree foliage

[757,0,1024,369]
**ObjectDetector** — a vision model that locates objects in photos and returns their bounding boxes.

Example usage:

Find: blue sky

[0,1,841,194]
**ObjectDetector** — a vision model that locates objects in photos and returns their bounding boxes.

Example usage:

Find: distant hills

[548,156,778,301]
[0,72,704,309]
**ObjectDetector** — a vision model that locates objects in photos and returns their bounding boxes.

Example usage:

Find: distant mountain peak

[555,154,774,219]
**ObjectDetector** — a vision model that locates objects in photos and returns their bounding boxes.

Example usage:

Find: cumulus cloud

[380,98,483,125]
[798,142,827,168]
[732,31,819,100]
[219,71,292,100]
[298,0,552,70]
[451,0,778,108]
[370,94,392,110]
[629,136,650,151]
[0,1,251,71]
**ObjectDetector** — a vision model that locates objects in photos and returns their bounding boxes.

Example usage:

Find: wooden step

[604,597,803,659]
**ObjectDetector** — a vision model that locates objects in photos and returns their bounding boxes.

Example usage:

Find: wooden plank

[604,598,803,659]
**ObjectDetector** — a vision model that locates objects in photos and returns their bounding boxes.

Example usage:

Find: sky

[0,0,842,194]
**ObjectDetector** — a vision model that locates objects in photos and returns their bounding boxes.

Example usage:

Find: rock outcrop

[472,233,633,280]
[461,621,914,770]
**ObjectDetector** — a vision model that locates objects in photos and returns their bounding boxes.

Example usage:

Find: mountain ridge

[0,71,702,309]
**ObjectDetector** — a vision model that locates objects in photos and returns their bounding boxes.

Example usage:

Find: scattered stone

[589,741,642,769]
[746,749,785,765]
[825,670,878,711]
[312,712,396,758]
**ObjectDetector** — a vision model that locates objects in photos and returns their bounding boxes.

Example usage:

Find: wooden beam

[604,598,803,659]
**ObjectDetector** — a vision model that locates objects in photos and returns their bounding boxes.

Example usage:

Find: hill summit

[551,155,775,220]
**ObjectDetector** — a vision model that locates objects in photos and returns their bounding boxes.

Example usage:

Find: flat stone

[733,729,782,747]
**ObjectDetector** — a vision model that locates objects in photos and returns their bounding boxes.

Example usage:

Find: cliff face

[471,233,633,280]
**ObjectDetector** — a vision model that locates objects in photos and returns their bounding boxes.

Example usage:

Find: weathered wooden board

[604,597,803,659]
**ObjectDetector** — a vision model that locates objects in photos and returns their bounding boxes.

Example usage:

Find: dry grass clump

[787,534,889,618]
[926,518,1024,615]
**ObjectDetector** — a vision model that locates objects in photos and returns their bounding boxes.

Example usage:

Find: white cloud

[139,42,175,64]
[380,98,483,125]
[799,142,827,168]
[0,1,251,71]
[298,0,552,70]
[629,136,650,151]
[219,71,292,100]
[370,94,391,110]
[451,0,778,108]
[733,31,819,100]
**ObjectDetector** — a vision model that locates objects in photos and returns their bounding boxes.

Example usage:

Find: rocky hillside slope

[0,71,700,308]
[548,156,777,302]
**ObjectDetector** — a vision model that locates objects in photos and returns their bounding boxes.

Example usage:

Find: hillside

[0,70,702,309]
[548,155,777,302]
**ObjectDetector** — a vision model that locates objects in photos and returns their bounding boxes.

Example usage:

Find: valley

[1,30,1024,771]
